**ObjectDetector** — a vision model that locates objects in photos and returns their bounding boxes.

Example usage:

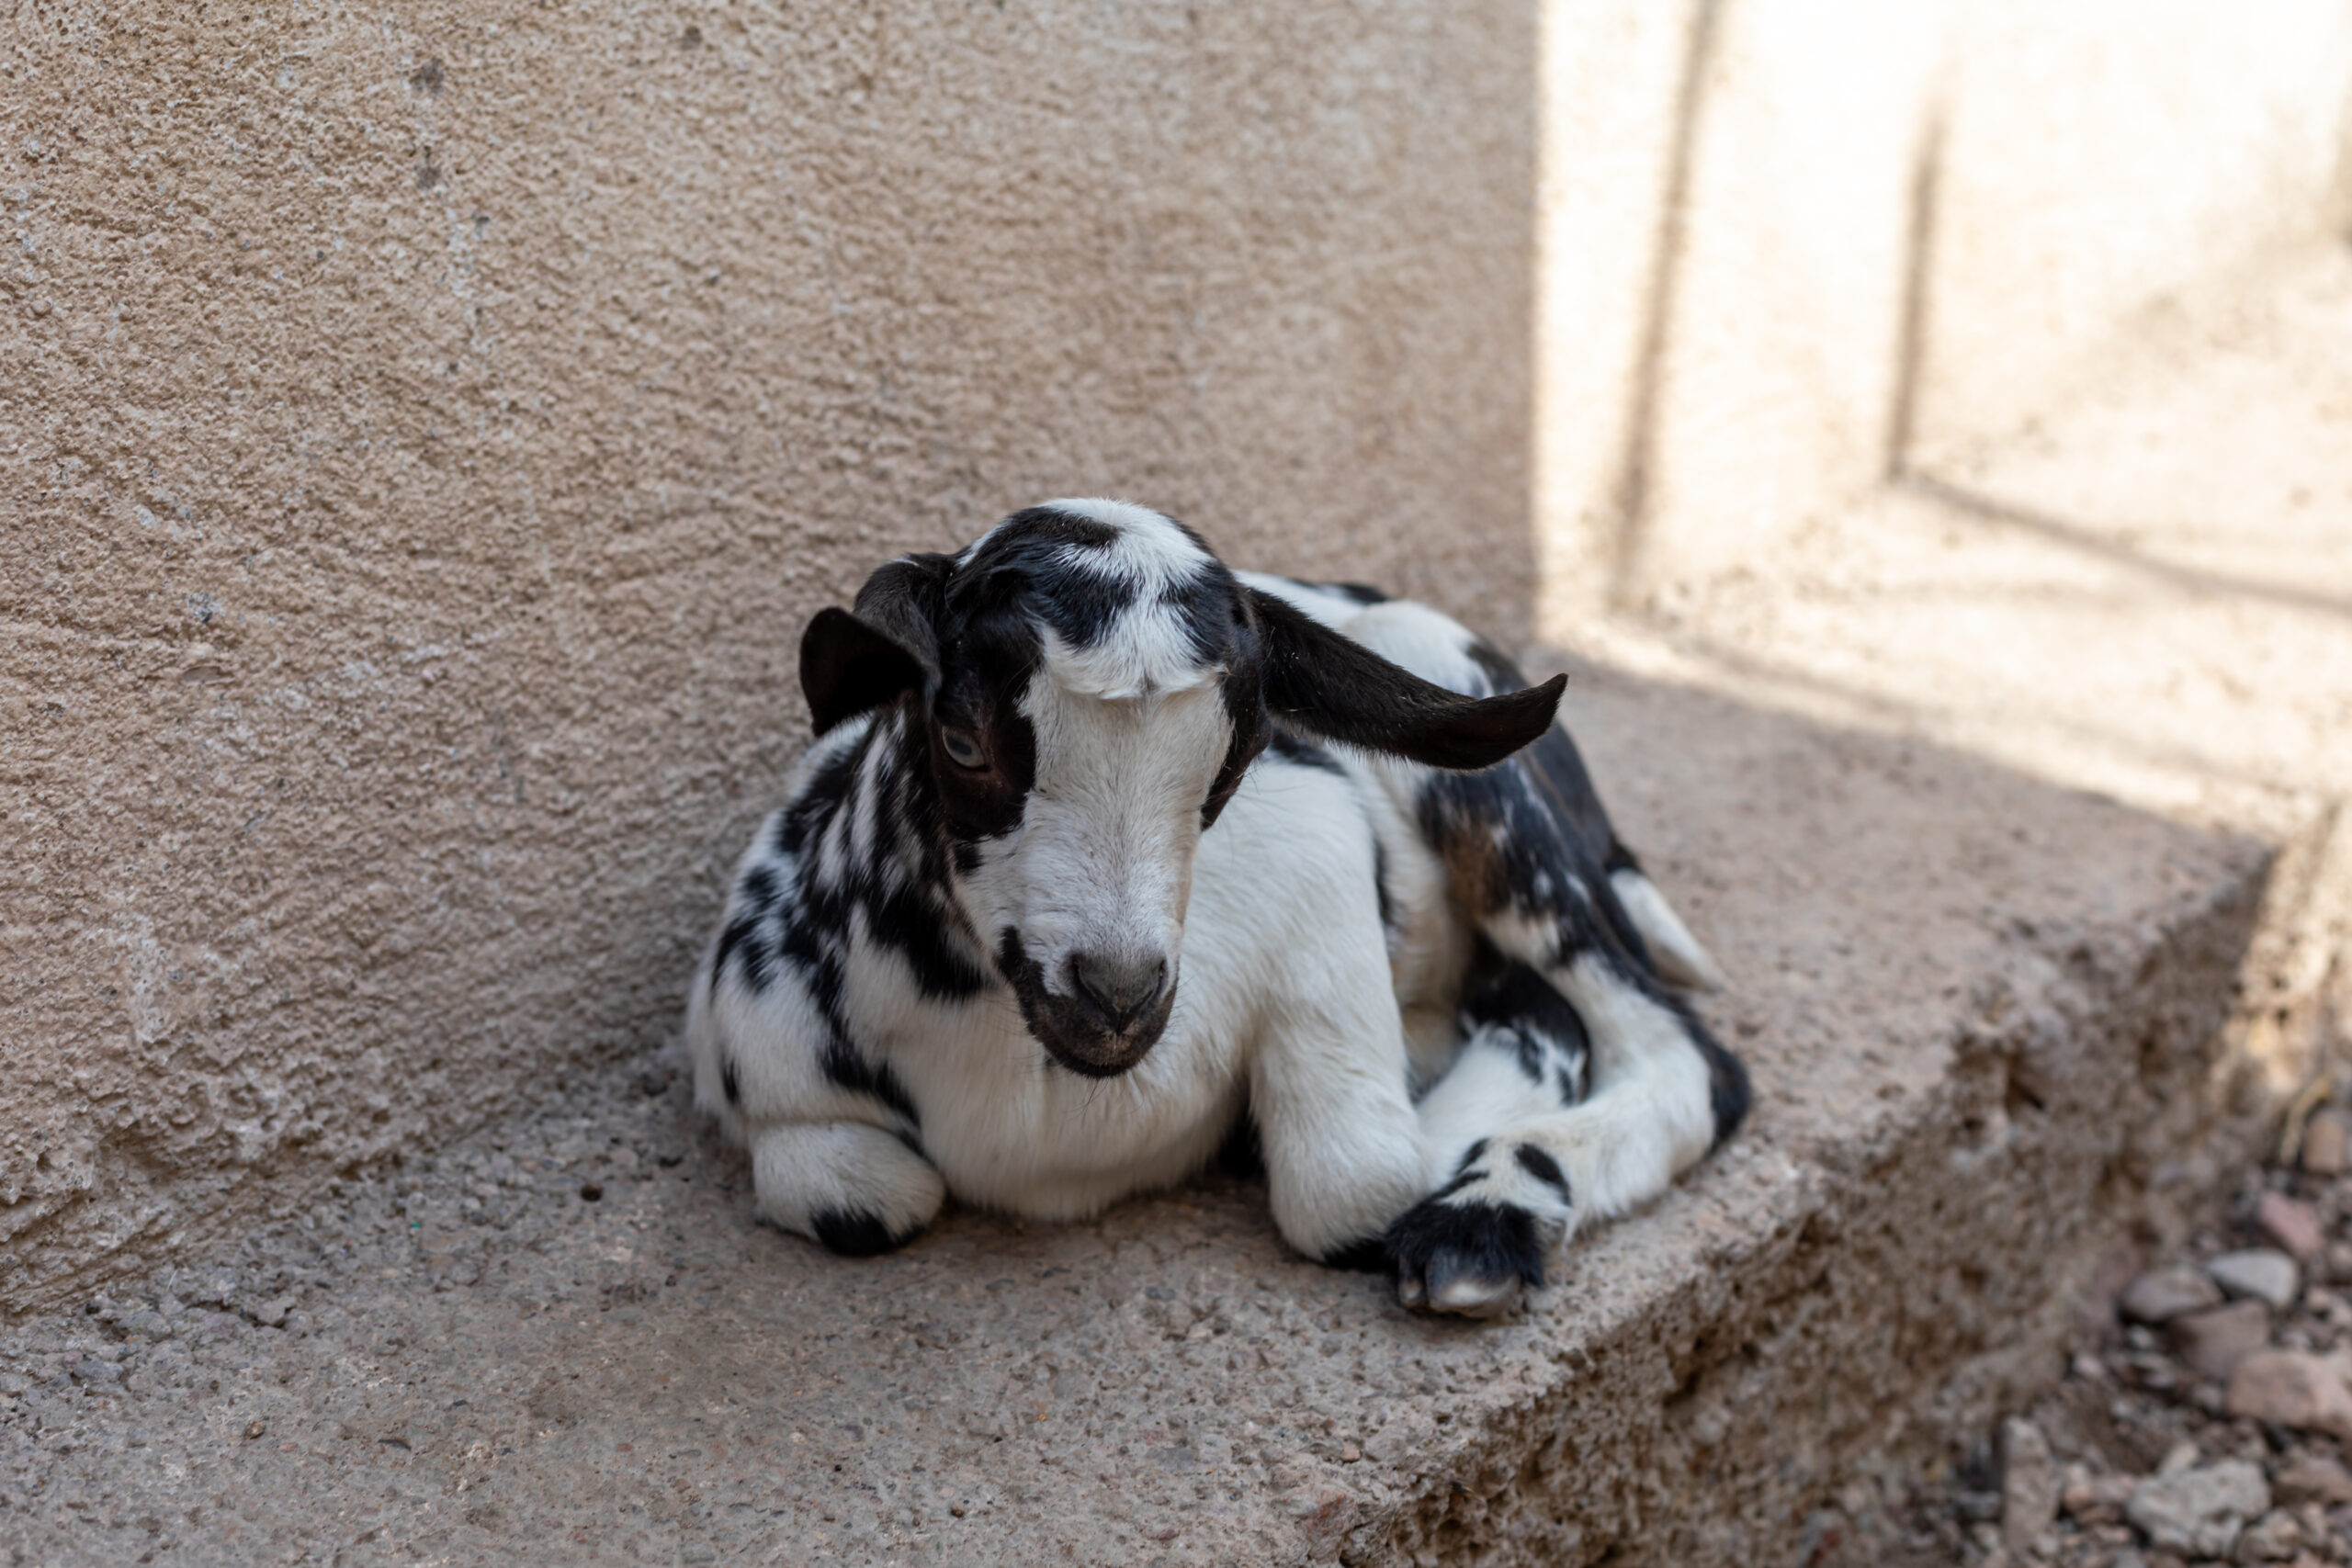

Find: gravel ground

[1882,1107,2352,1568]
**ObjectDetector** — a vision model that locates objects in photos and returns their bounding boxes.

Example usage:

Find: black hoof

[808,1208,917,1257]
[1384,1198,1547,1316]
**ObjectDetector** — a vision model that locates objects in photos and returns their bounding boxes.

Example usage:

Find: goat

[685,500,1747,1315]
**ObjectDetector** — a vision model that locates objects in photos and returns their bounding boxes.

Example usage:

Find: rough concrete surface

[0,661,2269,1566]
[0,0,1541,1306]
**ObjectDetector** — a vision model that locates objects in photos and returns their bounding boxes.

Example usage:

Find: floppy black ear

[799,554,952,735]
[1248,589,1565,770]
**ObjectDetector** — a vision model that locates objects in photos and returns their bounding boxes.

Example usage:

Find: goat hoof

[1384,1195,1548,1317]
[1422,1256,1524,1317]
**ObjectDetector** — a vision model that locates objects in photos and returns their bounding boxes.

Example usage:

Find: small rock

[254,1294,297,1329]
[117,1310,172,1341]
[2210,1249,2301,1310]
[2325,1241,2352,1286]
[2120,1265,2224,1325]
[1999,1416,2060,1551]
[2124,1461,2268,1558]
[2061,1472,2137,1525]
[2258,1193,2328,1262]
[2304,1110,2350,1175]
[2272,1453,2352,1506]
[2236,1508,2305,1561]
[2226,1350,2352,1442]
[2168,1300,2271,1382]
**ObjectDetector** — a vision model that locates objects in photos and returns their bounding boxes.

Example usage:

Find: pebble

[2225,1349,2352,1442]
[2123,1461,2268,1559]
[2304,1110,2350,1176]
[2235,1508,2305,1562]
[2209,1248,2301,1310]
[2119,1265,2222,1325]
[1999,1416,2059,1551]
[2256,1191,2328,1262]
[2273,1453,2352,1506]
[2059,1472,2135,1525]
[2166,1300,2270,1382]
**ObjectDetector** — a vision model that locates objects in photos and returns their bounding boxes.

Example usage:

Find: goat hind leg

[1389,954,1740,1315]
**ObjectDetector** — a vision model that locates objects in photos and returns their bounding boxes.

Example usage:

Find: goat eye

[939,728,986,770]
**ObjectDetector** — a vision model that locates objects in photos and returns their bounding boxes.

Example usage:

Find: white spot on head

[1036,499,1224,700]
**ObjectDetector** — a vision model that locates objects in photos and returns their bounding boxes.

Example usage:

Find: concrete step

[0,663,2267,1566]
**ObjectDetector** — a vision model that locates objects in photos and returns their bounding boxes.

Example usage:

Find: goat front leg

[1389,953,1744,1315]
[1249,976,1433,1269]
[746,1120,946,1256]
[689,940,945,1257]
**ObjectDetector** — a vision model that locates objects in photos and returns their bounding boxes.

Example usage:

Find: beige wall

[0,0,1539,1308]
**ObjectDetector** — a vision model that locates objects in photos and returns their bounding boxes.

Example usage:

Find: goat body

[687,501,1747,1314]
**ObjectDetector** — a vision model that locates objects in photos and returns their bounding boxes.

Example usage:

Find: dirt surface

[0,660,2271,1567]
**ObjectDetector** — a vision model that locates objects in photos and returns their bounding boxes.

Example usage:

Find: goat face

[797,500,1567,1078]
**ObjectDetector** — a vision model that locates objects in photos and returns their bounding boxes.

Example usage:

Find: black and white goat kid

[687,501,1747,1316]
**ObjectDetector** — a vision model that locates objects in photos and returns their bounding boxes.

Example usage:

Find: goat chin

[686,500,1747,1317]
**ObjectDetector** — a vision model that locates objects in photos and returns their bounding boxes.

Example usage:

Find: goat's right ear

[799,554,951,735]
[1248,588,1564,770]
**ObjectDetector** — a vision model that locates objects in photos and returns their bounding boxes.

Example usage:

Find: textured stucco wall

[0,0,1538,1308]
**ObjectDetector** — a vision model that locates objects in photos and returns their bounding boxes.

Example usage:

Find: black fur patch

[720,1056,741,1107]
[1700,1024,1752,1145]
[957,505,1226,657]
[808,1209,910,1258]
[1419,719,1666,1003]
[1425,1167,1484,1202]
[1213,1111,1264,1179]
[1292,579,1389,607]
[1513,1142,1571,1201]
[1384,1197,1547,1290]
[1458,953,1591,1107]
[1264,728,1345,775]
[1319,1237,1391,1273]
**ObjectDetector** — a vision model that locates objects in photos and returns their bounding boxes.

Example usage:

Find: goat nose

[1069,952,1170,1032]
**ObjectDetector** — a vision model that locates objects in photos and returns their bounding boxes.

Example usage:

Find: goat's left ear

[799,553,953,735]
[1247,589,1565,770]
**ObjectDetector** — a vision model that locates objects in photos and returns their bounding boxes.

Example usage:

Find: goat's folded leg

[748,1120,946,1256]
[1249,987,1433,1269]
[1389,953,1743,1315]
